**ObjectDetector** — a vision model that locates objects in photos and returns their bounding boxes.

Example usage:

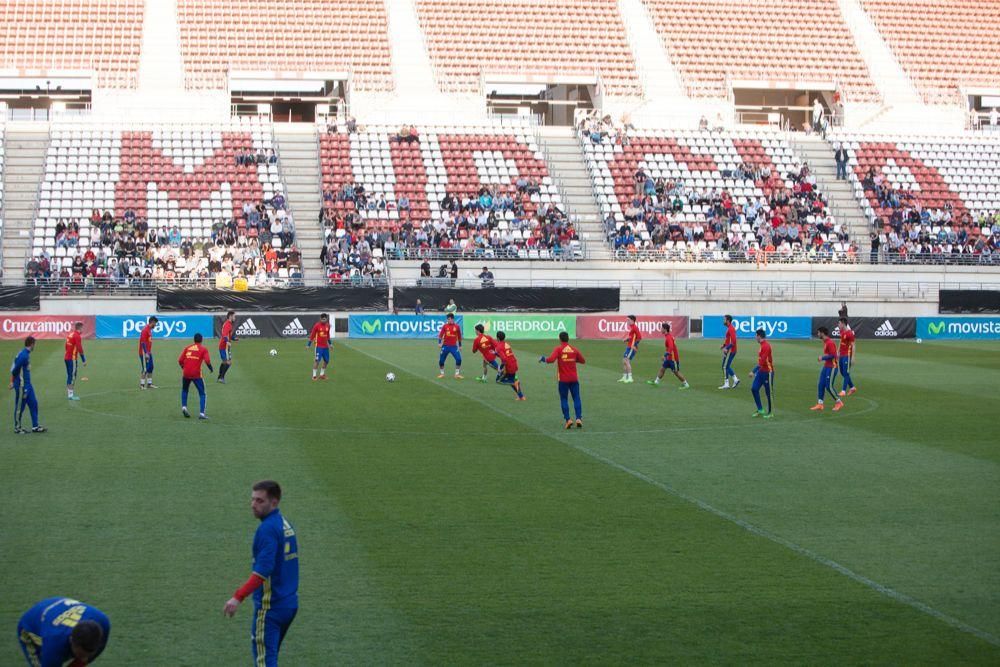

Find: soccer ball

[916,338,922,344]
[269,349,278,356]
[385,372,396,382]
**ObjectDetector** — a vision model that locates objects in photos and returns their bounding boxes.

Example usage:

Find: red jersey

[139,324,154,354]
[822,338,838,368]
[723,324,738,353]
[64,331,85,361]
[838,327,855,357]
[178,343,212,379]
[309,322,331,349]
[663,333,679,362]
[625,323,642,348]
[546,343,586,383]
[438,322,461,347]
[219,320,234,350]
[472,333,497,362]
[757,340,773,372]
[495,340,518,373]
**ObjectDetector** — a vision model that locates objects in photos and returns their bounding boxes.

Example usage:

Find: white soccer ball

[385,372,396,382]
[269,349,278,356]
[916,338,922,344]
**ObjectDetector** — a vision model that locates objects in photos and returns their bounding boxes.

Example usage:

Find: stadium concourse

[2,0,1000,664]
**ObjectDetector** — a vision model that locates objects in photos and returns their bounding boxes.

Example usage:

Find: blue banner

[348,314,463,339]
[96,315,215,340]
[917,317,1000,340]
[703,315,813,340]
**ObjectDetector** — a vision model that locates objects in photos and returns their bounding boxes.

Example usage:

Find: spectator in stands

[420,259,431,278]
[444,299,458,314]
[992,108,999,131]
[478,266,495,288]
[834,144,848,181]
[415,299,424,316]
[346,116,357,134]
[699,116,709,131]
[449,260,459,285]
[812,99,825,134]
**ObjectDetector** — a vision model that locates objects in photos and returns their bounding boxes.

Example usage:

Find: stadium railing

[610,249,1000,266]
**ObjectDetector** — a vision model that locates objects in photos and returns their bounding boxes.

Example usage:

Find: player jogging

[18,596,110,667]
[471,324,500,382]
[138,316,158,389]
[812,327,844,412]
[540,331,585,429]
[836,317,857,397]
[437,313,463,379]
[224,480,299,667]
[307,313,332,380]
[647,322,689,389]
[178,332,214,419]
[10,336,45,434]
[64,321,87,401]
[218,310,237,384]
[494,331,525,400]
[749,328,774,418]
[618,315,641,383]
[718,314,740,389]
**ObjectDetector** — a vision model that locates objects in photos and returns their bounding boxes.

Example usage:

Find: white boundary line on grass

[344,342,1000,649]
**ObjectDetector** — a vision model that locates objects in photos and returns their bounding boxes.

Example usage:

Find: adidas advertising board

[213,314,326,339]
[810,317,916,340]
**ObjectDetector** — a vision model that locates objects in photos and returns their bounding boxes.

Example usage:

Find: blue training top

[19,597,110,667]
[10,347,32,387]
[252,508,299,610]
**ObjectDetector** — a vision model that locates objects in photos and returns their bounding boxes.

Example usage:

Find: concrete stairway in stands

[789,133,871,250]
[273,124,324,280]
[538,126,610,260]
[1,127,47,274]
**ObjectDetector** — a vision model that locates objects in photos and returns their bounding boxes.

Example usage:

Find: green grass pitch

[1,336,998,664]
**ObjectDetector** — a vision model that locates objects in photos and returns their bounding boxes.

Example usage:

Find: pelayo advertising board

[349,314,463,339]
[462,315,576,339]
[702,315,812,340]
[96,315,215,339]
[917,317,1000,340]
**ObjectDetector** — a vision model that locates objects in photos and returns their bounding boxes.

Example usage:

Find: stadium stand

[0,0,144,88]
[861,0,1000,105]
[0,125,5,267]
[25,120,303,286]
[176,0,393,91]
[414,0,642,96]
[582,128,857,262]
[318,126,581,280]
[640,0,880,103]
[837,132,1000,261]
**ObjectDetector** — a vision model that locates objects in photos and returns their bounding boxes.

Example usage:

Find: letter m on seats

[115,131,265,220]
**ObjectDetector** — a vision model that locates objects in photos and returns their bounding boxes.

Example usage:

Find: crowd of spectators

[578,111,634,146]
[608,161,858,263]
[24,196,302,287]
[862,166,1000,262]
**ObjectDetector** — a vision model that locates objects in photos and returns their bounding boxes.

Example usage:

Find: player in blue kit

[225,480,299,667]
[10,336,46,434]
[17,596,110,666]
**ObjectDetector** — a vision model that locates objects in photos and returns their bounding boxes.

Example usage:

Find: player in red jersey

[217,310,237,384]
[138,316,158,389]
[836,317,857,397]
[619,315,641,383]
[540,331,586,428]
[437,313,463,379]
[307,314,332,380]
[719,314,740,389]
[493,331,525,400]
[749,328,774,418]
[647,322,689,389]
[64,321,88,401]
[471,324,500,383]
[812,327,844,412]
[178,332,214,419]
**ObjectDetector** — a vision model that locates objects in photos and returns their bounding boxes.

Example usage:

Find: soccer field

[2,337,998,664]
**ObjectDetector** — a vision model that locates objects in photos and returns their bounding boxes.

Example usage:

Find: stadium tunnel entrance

[732,80,841,131]
[229,71,346,123]
[483,74,597,126]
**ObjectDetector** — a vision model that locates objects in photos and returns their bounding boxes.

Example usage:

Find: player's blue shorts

[251,606,297,667]
[315,347,330,364]
[65,359,77,384]
[439,344,461,367]
[219,348,230,362]
[838,355,850,374]
[624,343,638,360]
[498,371,518,385]
[661,356,679,371]
[139,352,154,374]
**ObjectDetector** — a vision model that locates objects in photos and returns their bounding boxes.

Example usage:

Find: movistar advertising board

[349,314,463,339]
[462,315,576,339]
[917,317,1000,340]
